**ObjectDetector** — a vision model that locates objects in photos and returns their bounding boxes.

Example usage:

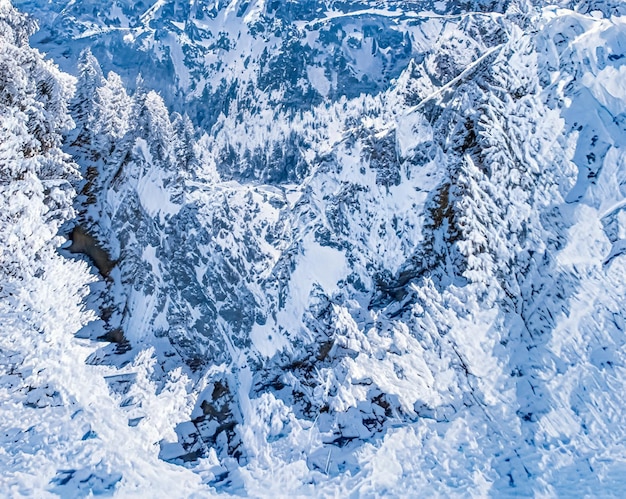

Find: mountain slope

[0,3,211,496]
[3,0,626,496]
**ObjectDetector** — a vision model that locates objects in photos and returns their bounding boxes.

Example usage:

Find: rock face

[4,0,626,496]
[68,226,116,276]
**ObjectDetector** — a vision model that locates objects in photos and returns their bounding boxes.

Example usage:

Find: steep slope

[17,0,507,184]
[16,0,456,123]
[4,0,626,496]
[0,3,211,496]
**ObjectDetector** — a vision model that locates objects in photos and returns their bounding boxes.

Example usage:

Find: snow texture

[2,0,626,496]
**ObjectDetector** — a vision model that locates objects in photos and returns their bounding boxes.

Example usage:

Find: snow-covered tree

[92,71,133,155]
[0,1,77,285]
[69,49,104,154]
[427,27,569,302]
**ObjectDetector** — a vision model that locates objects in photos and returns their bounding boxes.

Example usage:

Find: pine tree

[92,71,132,156]
[0,2,78,285]
[69,49,105,153]
[453,154,500,295]
[440,27,566,298]
[131,90,178,168]
[172,112,198,173]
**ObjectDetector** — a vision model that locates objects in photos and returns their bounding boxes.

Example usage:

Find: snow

[306,65,330,98]
[558,205,610,267]
[582,65,626,115]
[296,235,347,294]
[163,33,191,90]
[134,138,181,220]
[251,234,348,357]
[5,0,626,497]
[396,111,432,158]
[109,3,130,29]
[243,0,265,24]
[140,0,167,25]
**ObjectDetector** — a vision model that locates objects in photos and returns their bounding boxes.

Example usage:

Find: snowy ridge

[2,0,626,496]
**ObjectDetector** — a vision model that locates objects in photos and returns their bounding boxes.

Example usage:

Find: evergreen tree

[0,2,78,285]
[92,71,132,156]
[437,28,567,299]
[69,49,105,153]
[172,112,198,173]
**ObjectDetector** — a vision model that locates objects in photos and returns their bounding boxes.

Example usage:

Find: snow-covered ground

[2,0,626,496]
